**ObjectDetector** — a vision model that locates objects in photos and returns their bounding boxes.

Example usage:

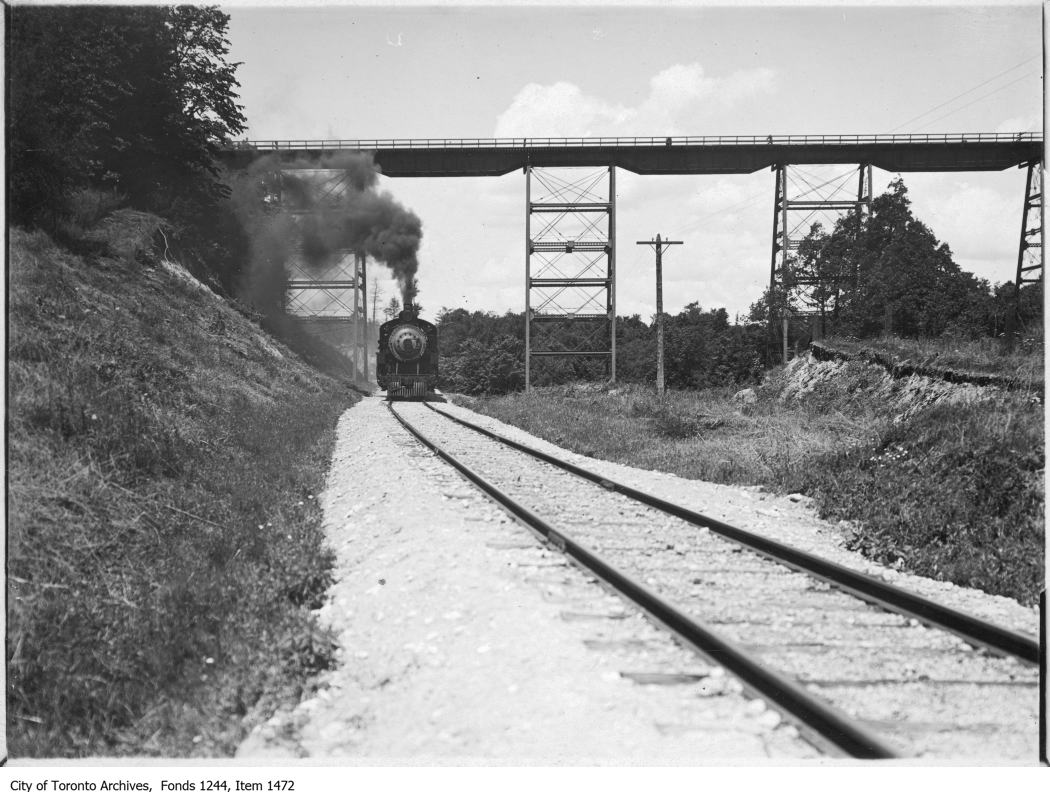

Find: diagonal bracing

[769,162,872,357]
[526,166,617,388]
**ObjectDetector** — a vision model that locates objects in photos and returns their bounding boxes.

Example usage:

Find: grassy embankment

[453,339,1044,606]
[7,222,359,757]
[818,334,1044,385]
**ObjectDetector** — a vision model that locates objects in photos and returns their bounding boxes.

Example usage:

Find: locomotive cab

[376,305,438,399]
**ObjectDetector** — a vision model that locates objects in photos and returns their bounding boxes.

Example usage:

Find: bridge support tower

[281,168,369,378]
[769,162,872,361]
[525,165,616,390]
[1006,160,1043,344]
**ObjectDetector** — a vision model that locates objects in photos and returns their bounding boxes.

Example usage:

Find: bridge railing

[227,132,1042,151]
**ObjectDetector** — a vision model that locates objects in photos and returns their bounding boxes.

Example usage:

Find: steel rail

[423,402,1040,666]
[387,401,901,759]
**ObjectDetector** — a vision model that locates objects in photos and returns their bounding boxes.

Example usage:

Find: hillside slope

[7,226,358,757]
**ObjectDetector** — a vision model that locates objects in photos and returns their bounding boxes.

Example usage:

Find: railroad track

[387,400,1041,761]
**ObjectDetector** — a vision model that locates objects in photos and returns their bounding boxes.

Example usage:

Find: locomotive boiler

[376,305,438,399]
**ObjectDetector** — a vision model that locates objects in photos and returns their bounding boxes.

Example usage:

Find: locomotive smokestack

[401,275,418,308]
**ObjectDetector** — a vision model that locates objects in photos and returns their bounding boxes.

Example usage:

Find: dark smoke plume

[231,151,423,312]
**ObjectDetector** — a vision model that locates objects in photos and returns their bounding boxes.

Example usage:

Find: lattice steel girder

[288,280,361,289]
[530,285,609,316]
[531,242,611,253]
[286,288,357,316]
[526,165,616,390]
[531,278,610,287]
[785,200,864,209]
[530,202,612,212]
[531,313,610,321]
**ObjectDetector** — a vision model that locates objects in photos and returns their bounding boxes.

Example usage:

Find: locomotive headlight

[388,324,428,362]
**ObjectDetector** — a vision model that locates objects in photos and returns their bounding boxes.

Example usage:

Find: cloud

[494,63,776,137]
[644,63,775,121]
[494,81,634,138]
[996,114,1042,133]
[908,177,1022,284]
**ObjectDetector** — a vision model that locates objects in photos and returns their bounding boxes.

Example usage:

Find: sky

[225,1,1044,321]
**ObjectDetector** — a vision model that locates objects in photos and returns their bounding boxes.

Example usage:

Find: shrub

[440,335,525,394]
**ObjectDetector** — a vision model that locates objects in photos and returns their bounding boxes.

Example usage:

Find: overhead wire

[911,71,1040,132]
[888,55,1039,132]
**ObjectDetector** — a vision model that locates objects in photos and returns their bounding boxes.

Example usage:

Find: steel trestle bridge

[223,132,1041,176]
[221,133,1043,386]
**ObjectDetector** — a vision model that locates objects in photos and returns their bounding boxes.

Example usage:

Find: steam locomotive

[376,305,438,399]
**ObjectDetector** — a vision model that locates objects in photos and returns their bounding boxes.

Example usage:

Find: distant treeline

[436,305,765,394]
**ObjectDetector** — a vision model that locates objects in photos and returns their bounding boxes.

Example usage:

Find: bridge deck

[219,133,1042,176]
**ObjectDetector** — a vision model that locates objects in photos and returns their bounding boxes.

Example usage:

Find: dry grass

[825,333,1044,385]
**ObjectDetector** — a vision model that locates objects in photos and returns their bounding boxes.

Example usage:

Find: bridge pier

[769,163,872,362]
[1006,160,1043,347]
[525,165,616,390]
[279,168,369,378]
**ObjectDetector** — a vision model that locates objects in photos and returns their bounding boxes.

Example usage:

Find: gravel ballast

[238,395,1041,764]
[238,396,819,763]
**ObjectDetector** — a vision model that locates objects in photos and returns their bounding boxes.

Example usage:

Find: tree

[8,5,245,230]
[796,179,993,339]
[439,336,525,395]
[615,315,656,383]
[791,214,862,333]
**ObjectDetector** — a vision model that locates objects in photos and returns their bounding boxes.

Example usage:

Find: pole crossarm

[220,133,1041,177]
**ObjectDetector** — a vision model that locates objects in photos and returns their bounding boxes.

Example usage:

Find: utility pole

[637,234,683,395]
